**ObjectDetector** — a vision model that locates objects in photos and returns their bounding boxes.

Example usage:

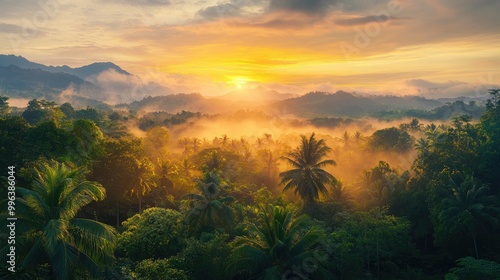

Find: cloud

[86,69,174,104]
[197,3,241,19]
[268,0,339,14]
[405,79,465,89]
[196,0,265,19]
[105,0,172,6]
[0,23,22,33]
[334,15,392,26]
[404,79,500,98]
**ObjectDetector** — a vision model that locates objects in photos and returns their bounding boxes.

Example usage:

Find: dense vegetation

[1,90,499,279]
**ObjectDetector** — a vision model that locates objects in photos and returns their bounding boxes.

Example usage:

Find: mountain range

[0,54,130,79]
[0,54,486,118]
[126,91,446,118]
[0,54,157,106]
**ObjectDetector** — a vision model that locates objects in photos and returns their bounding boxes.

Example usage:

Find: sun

[227,77,250,89]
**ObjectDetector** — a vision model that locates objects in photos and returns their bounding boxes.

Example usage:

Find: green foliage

[182,171,235,234]
[445,257,500,280]
[0,116,29,170]
[0,161,117,279]
[22,99,65,126]
[329,209,416,280]
[22,121,77,163]
[370,127,414,152]
[433,174,499,258]
[230,205,331,280]
[0,96,10,117]
[280,132,336,203]
[358,161,409,208]
[89,138,154,226]
[479,89,500,192]
[69,119,105,165]
[117,207,184,261]
[167,232,231,280]
[134,259,188,280]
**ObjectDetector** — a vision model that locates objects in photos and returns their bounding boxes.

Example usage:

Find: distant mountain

[0,55,169,106]
[217,86,295,103]
[126,93,245,113]
[437,96,490,104]
[0,54,130,79]
[270,91,444,118]
[0,65,101,100]
[126,91,445,118]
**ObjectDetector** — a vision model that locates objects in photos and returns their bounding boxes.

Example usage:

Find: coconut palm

[182,171,234,233]
[439,174,500,258]
[279,133,336,204]
[330,178,355,208]
[230,206,331,279]
[128,159,156,213]
[1,161,117,279]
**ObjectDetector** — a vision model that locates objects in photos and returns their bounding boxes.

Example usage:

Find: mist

[125,109,427,205]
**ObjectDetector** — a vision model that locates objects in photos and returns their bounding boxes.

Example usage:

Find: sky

[0,0,499,98]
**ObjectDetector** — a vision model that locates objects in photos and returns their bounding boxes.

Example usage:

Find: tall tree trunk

[139,192,142,214]
[472,234,479,259]
[376,230,380,280]
[116,197,120,228]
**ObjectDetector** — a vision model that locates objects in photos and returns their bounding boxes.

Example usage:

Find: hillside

[0,54,130,79]
[0,65,101,100]
[271,91,444,118]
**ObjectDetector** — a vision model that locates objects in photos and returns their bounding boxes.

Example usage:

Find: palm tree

[230,206,331,279]
[192,137,201,154]
[1,161,117,279]
[280,133,336,204]
[129,159,156,213]
[439,174,500,259]
[182,171,234,233]
[330,178,355,208]
[342,131,351,147]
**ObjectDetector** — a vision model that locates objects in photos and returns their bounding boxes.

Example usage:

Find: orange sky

[0,0,499,98]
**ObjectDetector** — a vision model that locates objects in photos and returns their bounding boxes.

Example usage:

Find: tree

[437,174,500,259]
[330,178,355,208]
[22,99,64,126]
[280,133,336,204]
[128,159,156,213]
[329,209,416,280]
[167,232,232,280]
[0,161,117,279]
[68,119,105,165]
[116,207,184,261]
[182,171,235,234]
[359,161,408,208]
[90,138,149,227]
[479,89,500,193]
[134,259,188,280]
[0,96,10,117]
[445,257,500,280]
[230,205,331,280]
[370,127,413,152]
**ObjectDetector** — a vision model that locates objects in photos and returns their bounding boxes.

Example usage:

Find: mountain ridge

[0,54,130,79]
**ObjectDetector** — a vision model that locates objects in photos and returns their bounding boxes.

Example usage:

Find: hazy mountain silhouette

[0,54,130,79]
[124,91,446,118]
[270,91,444,117]
[126,93,243,113]
[218,86,295,103]
[0,65,101,100]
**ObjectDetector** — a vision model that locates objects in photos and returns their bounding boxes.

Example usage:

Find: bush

[135,259,188,280]
[116,207,185,260]
[445,257,500,280]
